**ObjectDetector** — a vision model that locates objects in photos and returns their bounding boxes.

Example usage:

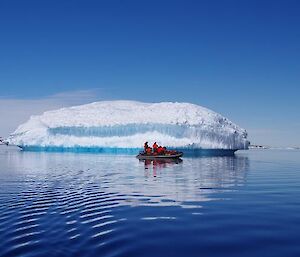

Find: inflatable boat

[136,151,183,160]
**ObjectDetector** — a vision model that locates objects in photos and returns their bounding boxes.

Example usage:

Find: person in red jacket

[153,142,158,153]
[146,147,152,155]
[157,146,164,155]
[144,142,149,153]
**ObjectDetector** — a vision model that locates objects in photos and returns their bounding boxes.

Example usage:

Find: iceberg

[8,101,249,155]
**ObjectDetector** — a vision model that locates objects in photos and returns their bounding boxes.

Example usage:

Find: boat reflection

[139,158,183,177]
[140,158,183,169]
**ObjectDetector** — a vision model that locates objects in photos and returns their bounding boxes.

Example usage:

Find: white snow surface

[8,101,249,149]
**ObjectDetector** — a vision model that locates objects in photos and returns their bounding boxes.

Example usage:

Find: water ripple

[1,149,300,257]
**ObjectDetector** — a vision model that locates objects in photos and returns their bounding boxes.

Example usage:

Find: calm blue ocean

[0,147,300,257]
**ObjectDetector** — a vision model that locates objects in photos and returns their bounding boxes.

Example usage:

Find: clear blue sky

[0,0,299,147]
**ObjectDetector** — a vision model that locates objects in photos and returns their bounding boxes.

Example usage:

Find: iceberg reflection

[0,149,249,210]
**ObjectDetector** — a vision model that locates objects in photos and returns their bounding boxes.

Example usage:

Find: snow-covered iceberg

[8,101,249,155]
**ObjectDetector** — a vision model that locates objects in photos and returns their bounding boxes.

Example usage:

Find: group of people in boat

[143,141,175,155]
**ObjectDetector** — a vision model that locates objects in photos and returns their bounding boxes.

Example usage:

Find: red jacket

[157,147,163,154]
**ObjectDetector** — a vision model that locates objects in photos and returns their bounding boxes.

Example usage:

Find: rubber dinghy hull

[136,152,183,160]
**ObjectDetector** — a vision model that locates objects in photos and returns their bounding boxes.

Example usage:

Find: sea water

[0,147,299,257]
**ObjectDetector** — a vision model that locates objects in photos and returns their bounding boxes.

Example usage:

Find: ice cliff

[8,101,249,152]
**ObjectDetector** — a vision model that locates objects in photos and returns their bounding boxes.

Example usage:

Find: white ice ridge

[8,100,250,150]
